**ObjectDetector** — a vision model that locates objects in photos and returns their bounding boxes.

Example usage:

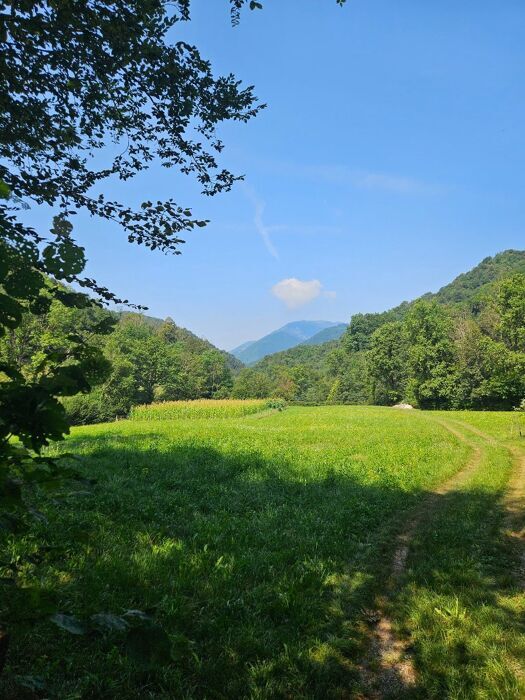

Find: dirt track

[359,415,524,698]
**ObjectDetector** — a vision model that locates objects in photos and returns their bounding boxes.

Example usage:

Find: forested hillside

[120,312,243,372]
[235,250,525,408]
[0,297,241,425]
[426,249,525,305]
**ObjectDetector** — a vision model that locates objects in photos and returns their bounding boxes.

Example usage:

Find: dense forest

[0,298,241,425]
[1,250,524,424]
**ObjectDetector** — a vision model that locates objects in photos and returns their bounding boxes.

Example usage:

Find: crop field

[1,404,524,699]
[129,399,273,421]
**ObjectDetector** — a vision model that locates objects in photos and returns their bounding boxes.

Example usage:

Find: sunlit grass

[393,418,525,699]
[0,406,523,698]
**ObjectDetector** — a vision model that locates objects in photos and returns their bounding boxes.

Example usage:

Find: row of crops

[129,398,285,420]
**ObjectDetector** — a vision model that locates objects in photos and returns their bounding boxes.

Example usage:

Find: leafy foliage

[0,1,264,669]
[0,0,265,480]
[1,1,264,283]
[0,0,266,535]
[50,608,173,668]
[1,305,240,426]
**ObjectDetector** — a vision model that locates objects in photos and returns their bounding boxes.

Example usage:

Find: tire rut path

[359,417,485,699]
[438,418,525,589]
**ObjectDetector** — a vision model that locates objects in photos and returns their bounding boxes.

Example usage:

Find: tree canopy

[0,0,266,565]
[1,1,264,506]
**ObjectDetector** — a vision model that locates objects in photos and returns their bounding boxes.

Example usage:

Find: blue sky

[26,0,525,349]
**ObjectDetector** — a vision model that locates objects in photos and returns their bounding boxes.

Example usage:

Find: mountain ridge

[231,320,344,365]
[301,323,347,346]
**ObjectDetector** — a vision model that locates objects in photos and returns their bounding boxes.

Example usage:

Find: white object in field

[392,403,414,410]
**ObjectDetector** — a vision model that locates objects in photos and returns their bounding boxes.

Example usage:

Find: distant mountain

[231,340,256,356]
[231,320,344,365]
[301,323,347,346]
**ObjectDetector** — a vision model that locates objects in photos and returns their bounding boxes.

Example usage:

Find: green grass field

[1,404,524,699]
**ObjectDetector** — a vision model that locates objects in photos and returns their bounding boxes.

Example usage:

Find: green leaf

[15,675,46,692]
[44,365,91,396]
[0,362,23,381]
[29,293,53,315]
[50,613,87,635]
[0,180,10,199]
[0,478,22,509]
[91,316,118,335]
[0,513,23,534]
[19,587,56,615]
[42,236,86,278]
[0,293,23,329]
[3,266,44,298]
[0,247,10,282]
[53,288,92,309]
[123,609,154,623]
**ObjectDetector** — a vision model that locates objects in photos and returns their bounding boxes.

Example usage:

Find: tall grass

[129,398,271,420]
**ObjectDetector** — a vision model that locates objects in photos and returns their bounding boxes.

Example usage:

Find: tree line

[3,269,523,419]
[0,294,238,425]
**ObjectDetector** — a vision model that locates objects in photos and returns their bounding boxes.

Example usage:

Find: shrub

[62,389,130,425]
[265,398,287,411]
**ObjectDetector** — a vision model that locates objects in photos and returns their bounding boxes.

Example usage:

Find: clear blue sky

[27,0,525,350]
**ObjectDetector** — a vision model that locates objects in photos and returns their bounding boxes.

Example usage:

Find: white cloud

[271,278,325,309]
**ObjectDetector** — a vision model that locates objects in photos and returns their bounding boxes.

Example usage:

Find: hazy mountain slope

[232,320,343,365]
[231,340,255,356]
[301,323,347,346]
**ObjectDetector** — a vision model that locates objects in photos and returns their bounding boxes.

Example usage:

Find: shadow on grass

[392,485,525,699]
[0,437,523,699]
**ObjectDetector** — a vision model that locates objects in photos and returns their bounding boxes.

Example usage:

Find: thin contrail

[243,184,279,259]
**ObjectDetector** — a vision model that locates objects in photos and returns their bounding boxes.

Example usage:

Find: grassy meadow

[1,403,524,698]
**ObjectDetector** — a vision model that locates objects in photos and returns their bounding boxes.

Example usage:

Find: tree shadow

[389,486,525,699]
[1,436,523,699]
